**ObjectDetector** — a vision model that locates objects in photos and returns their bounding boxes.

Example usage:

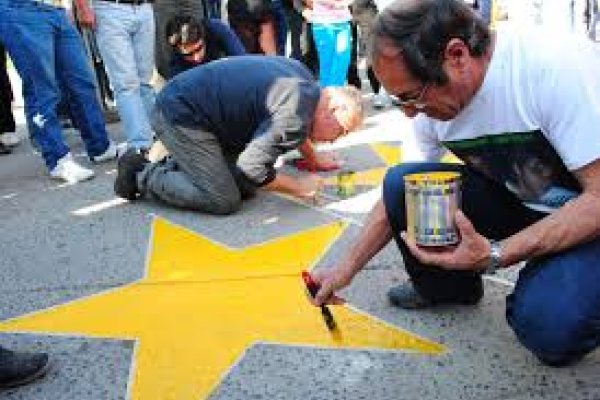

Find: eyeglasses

[390,83,430,109]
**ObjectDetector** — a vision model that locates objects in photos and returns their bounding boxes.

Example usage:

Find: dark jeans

[139,108,244,215]
[284,6,318,75]
[0,44,15,134]
[383,163,600,366]
[271,0,287,55]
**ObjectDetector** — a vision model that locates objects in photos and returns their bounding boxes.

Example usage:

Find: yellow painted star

[0,218,444,399]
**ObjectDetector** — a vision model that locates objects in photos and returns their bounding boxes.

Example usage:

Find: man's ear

[444,38,468,67]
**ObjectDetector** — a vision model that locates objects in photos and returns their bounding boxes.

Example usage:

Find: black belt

[99,0,154,4]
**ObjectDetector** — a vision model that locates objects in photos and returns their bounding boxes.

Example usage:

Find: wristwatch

[484,240,503,275]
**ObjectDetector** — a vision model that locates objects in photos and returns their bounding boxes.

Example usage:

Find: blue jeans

[271,0,288,56]
[93,1,156,150]
[383,163,600,366]
[312,22,351,87]
[0,0,110,170]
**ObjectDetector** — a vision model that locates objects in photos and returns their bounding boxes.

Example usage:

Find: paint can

[337,170,355,197]
[404,171,461,246]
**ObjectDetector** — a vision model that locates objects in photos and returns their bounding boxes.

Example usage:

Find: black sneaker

[0,346,50,389]
[387,283,434,309]
[114,149,149,200]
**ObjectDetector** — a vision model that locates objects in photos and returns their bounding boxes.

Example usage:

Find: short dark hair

[373,0,490,85]
[165,16,206,48]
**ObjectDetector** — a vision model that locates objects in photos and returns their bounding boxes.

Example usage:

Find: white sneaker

[0,132,22,147]
[91,141,118,163]
[50,153,95,184]
[115,142,128,158]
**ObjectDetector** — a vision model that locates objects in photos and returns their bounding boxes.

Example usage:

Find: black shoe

[0,142,11,155]
[0,347,50,389]
[387,283,434,309]
[388,282,482,309]
[114,149,149,200]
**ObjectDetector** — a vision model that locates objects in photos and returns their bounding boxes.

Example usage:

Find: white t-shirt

[410,25,600,212]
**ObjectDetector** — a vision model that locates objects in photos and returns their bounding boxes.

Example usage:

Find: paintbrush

[301,270,337,331]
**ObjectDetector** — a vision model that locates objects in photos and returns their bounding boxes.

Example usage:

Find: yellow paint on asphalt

[325,143,462,193]
[325,143,401,190]
[0,218,444,399]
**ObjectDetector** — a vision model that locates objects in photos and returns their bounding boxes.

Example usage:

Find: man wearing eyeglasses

[310,0,600,367]
[113,55,363,214]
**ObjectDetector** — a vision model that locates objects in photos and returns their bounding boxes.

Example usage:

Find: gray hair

[372,0,491,85]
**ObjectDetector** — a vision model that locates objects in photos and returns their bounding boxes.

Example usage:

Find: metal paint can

[337,170,355,197]
[404,172,461,246]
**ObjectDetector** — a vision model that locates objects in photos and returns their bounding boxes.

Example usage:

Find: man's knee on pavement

[206,191,242,215]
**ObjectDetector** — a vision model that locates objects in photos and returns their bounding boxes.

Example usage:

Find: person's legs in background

[0,44,16,155]
[284,0,303,60]
[346,20,361,89]
[312,21,352,86]
[271,0,288,55]
[54,6,116,162]
[93,2,155,151]
[352,1,389,108]
[0,3,99,183]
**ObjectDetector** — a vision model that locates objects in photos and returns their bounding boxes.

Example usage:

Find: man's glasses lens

[392,83,430,108]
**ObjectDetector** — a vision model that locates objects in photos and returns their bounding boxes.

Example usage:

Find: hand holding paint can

[404,172,461,246]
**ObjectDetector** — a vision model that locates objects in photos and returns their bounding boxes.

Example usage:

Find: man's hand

[301,8,313,21]
[294,151,342,171]
[295,174,324,203]
[401,210,491,271]
[309,267,352,306]
[76,3,96,29]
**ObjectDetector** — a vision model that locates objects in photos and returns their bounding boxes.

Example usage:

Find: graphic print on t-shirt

[444,130,580,212]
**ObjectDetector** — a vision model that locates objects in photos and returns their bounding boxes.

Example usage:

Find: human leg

[130,4,156,119]
[135,109,242,214]
[0,44,16,153]
[54,7,112,160]
[346,21,360,89]
[312,22,352,86]
[271,0,288,55]
[0,4,71,170]
[312,23,336,86]
[285,6,303,60]
[506,238,600,366]
[93,2,154,150]
[0,44,15,135]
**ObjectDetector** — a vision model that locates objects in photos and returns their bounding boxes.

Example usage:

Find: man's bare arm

[311,199,394,304]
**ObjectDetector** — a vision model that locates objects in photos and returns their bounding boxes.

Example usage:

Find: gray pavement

[0,99,599,400]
